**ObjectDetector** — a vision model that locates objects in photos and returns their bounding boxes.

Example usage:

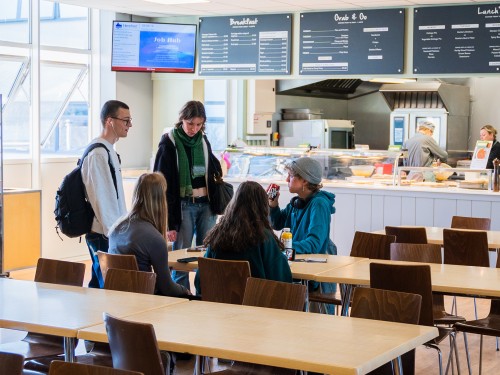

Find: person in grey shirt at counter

[404,121,448,167]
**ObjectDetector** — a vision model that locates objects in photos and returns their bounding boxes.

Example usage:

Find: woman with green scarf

[154,101,222,290]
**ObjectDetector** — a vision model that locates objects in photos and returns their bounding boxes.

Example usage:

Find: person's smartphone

[177,257,199,263]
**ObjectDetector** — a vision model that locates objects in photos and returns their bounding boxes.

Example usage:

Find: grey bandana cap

[288,157,322,184]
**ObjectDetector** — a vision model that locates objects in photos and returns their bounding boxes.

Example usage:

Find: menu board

[198,14,292,76]
[413,4,500,73]
[299,9,405,75]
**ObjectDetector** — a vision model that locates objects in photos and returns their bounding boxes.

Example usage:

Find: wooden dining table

[77,299,438,375]
[168,249,366,281]
[315,258,500,316]
[0,278,188,361]
[372,226,500,248]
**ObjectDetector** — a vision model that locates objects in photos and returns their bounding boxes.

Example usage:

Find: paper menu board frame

[470,140,493,169]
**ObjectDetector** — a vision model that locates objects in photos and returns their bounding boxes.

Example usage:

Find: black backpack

[54,143,118,239]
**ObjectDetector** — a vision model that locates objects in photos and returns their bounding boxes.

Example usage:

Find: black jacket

[153,130,222,231]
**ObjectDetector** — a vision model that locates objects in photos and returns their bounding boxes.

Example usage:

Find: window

[0,0,29,43]
[0,0,92,158]
[40,63,89,155]
[204,80,228,152]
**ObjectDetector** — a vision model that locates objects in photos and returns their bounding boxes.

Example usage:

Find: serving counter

[224,147,500,256]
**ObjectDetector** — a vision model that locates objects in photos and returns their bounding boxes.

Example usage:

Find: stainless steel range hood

[379,81,470,116]
[276,79,382,100]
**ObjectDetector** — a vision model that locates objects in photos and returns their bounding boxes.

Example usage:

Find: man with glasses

[81,100,132,288]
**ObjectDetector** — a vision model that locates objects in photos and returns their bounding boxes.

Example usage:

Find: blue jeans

[172,200,216,289]
[85,232,109,289]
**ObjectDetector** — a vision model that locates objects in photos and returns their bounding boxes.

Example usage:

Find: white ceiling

[52,0,495,18]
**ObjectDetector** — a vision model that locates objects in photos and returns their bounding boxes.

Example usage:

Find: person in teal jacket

[269,157,337,256]
[269,157,337,314]
[195,181,292,295]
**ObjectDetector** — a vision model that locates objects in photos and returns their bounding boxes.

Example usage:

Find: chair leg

[479,335,484,375]
[437,346,443,375]
[496,336,499,351]
[462,332,472,375]
[444,332,460,375]
[473,298,478,320]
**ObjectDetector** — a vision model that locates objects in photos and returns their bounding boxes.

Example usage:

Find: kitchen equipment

[281,108,323,120]
[278,119,355,149]
[381,82,470,164]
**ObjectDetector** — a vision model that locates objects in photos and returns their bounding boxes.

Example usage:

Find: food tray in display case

[224,147,401,181]
[396,166,492,190]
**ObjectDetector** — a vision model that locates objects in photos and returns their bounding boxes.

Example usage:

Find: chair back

[0,351,24,375]
[198,257,251,304]
[104,269,156,295]
[385,226,428,244]
[242,277,306,311]
[49,360,143,375]
[390,243,442,264]
[104,313,164,375]
[451,215,491,230]
[350,231,396,260]
[369,263,434,327]
[443,228,489,267]
[34,258,86,286]
[97,251,139,282]
[351,287,422,324]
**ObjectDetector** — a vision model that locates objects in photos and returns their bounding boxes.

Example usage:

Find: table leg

[63,337,76,362]
[303,280,309,312]
[392,356,404,375]
[340,284,353,317]
[194,355,202,375]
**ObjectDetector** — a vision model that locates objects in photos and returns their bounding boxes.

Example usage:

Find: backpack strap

[79,143,119,199]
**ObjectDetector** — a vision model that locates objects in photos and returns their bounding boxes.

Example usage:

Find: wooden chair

[104,313,169,375]
[0,259,86,362]
[104,269,156,295]
[97,251,139,283]
[451,215,491,230]
[390,243,466,326]
[443,228,489,268]
[370,263,460,375]
[197,258,251,304]
[349,231,396,259]
[350,287,422,375]
[308,231,396,314]
[385,226,428,244]
[453,254,500,375]
[0,351,23,375]
[242,277,306,311]
[34,258,86,286]
[48,360,143,375]
[208,278,307,375]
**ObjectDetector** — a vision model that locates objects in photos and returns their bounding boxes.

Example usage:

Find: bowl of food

[350,165,375,177]
[432,162,453,181]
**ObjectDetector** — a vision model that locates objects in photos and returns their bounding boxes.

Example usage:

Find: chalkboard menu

[413,4,500,74]
[198,14,292,76]
[299,9,405,75]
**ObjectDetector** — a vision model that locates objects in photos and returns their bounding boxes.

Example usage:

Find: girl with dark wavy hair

[194,181,292,294]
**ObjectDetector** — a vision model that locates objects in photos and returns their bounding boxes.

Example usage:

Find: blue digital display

[112,21,197,73]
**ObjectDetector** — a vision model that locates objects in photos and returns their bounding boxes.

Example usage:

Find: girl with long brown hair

[109,172,190,297]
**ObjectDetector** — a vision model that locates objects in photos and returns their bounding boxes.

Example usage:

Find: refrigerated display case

[224,146,401,181]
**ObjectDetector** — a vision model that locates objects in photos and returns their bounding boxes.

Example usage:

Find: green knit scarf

[173,127,205,197]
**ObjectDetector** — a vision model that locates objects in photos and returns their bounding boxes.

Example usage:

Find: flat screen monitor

[112,21,197,73]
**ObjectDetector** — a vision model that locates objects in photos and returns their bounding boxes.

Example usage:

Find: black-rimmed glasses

[111,117,132,126]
